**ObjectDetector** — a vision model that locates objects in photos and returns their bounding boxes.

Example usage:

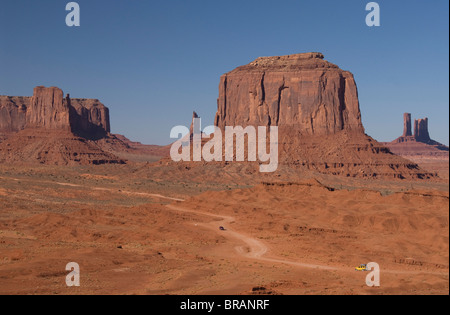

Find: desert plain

[0,158,448,295]
[0,53,448,295]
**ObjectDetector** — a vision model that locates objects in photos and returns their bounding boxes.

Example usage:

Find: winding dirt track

[167,204,349,272]
[165,204,449,276]
[1,176,447,276]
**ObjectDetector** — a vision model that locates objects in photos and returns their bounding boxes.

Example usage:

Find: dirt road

[165,204,449,276]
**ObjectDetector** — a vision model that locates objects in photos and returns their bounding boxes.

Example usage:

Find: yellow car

[355,264,368,271]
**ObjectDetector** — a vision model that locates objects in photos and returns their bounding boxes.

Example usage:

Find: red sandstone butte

[0,86,169,165]
[385,113,449,159]
[0,86,110,139]
[212,53,435,179]
[215,52,363,135]
[26,86,70,130]
[403,113,412,137]
[0,86,123,165]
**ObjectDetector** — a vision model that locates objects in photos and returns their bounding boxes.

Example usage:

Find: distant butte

[0,86,110,140]
[0,86,167,165]
[384,113,449,159]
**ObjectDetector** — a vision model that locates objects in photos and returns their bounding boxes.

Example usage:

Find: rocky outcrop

[0,86,123,165]
[68,96,111,139]
[403,113,412,137]
[211,53,436,180]
[393,113,446,147]
[386,113,448,161]
[215,52,364,135]
[414,118,431,143]
[0,86,110,139]
[27,86,70,130]
[0,96,29,132]
[0,86,171,165]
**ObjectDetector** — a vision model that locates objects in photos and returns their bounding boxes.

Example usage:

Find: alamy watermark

[66,262,80,287]
[366,2,381,27]
[170,118,279,173]
[365,262,381,287]
[65,2,380,28]
[65,2,80,27]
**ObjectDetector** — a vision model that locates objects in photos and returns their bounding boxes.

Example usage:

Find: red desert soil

[383,139,449,180]
[0,56,448,295]
[0,164,448,295]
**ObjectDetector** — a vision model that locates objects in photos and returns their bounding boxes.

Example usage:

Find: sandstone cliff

[68,96,111,139]
[414,118,431,143]
[26,86,70,130]
[211,53,435,179]
[0,96,29,133]
[0,86,121,165]
[0,86,170,165]
[403,113,412,137]
[215,52,364,135]
[0,86,110,139]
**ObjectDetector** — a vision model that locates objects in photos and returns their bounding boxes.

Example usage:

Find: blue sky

[0,0,448,145]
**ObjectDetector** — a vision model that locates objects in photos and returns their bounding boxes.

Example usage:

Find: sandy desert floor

[405,157,449,180]
[0,162,448,295]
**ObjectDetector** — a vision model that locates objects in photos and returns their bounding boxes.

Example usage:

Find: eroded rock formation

[212,53,436,179]
[0,86,110,139]
[0,96,28,133]
[385,113,448,162]
[68,96,111,140]
[27,86,70,130]
[403,113,412,137]
[215,52,364,135]
[0,86,121,165]
[414,118,431,143]
[393,113,445,147]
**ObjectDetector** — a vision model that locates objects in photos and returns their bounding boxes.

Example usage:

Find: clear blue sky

[0,0,448,145]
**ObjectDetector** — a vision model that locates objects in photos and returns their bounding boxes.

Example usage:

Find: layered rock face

[0,86,170,165]
[414,118,431,143]
[0,86,122,165]
[213,53,435,179]
[27,86,70,130]
[0,86,110,139]
[215,52,364,135]
[68,95,111,139]
[403,113,412,137]
[386,113,448,160]
[0,96,28,133]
